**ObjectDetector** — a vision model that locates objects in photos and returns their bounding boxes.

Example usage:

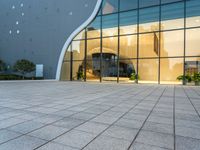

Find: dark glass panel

[120,0,138,11]
[139,0,159,8]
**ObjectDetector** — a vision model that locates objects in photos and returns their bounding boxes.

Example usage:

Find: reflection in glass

[102,37,118,82]
[161,0,182,4]
[139,33,159,58]
[74,30,85,40]
[120,10,137,35]
[87,39,101,60]
[63,45,71,61]
[186,28,200,57]
[102,0,118,15]
[160,30,184,57]
[186,0,200,27]
[138,59,158,83]
[61,61,70,81]
[72,40,85,60]
[139,0,159,8]
[119,59,137,83]
[161,2,184,30]
[120,0,138,11]
[120,35,137,59]
[160,58,183,84]
[185,57,200,80]
[87,17,101,39]
[72,61,85,81]
[139,6,159,33]
[102,14,118,37]
[86,60,100,82]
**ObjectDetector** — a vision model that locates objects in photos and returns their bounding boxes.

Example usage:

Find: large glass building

[61,0,200,84]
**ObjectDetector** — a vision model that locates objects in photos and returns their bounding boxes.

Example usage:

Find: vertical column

[100,2,103,83]
[84,29,87,82]
[183,0,186,85]
[136,0,139,84]
[117,0,120,83]
[158,0,161,84]
[70,44,73,81]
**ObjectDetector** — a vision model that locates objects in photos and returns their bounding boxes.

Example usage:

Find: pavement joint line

[80,86,160,150]
[182,87,200,119]
[33,85,155,149]
[127,86,167,150]
[173,86,176,150]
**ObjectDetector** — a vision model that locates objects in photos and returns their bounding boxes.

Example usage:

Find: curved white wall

[56,0,102,80]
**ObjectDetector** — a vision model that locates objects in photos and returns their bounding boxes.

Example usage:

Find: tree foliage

[13,59,35,78]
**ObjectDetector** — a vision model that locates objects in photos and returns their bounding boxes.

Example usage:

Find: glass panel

[87,39,101,60]
[138,59,158,83]
[186,0,200,28]
[72,61,85,81]
[139,0,159,8]
[61,61,70,81]
[86,60,100,82]
[139,6,159,33]
[120,0,138,11]
[87,16,101,39]
[74,30,85,40]
[160,30,184,57]
[120,35,137,59]
[120,10,137,35]
[161,2,184,30]
[119,59,137,83]
[186,28,200,57]
[102,37,118,82]
[139,33,159,58]
[102,0,118,15]
[161,0,183,4]
[102,14,118,37]
[72,40,85,60]
[160,58,183,84]
[63,45,71,61]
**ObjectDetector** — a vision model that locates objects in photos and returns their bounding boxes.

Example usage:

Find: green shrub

[13,59,35,79]
[177,75,192,83]
[0,60,6,72]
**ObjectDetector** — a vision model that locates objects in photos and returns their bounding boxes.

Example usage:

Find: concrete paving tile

[0,118,26,129]
[176,136,200,150]
[130,142,171,150]
[135,130,174,150]
[143,121,173,134]
[76,121,108,135]
[37,142,79,150]
[176,126,200,140]
[0,129,21,144]
[53,118,85,129]
[54,130,96,149]
[28,125,69,140]
[91,115,119,125]
[115,118,144,129]
[0,135,46,150]
[83,135,130,150]
[70,112,96,121]
[102,125,138,141]
[8,120,45,134]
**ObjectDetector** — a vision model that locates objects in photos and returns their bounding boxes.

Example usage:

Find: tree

[0,60,6,73]
[13,59,35,79]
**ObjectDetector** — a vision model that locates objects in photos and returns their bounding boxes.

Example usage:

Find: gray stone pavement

[0,81,200,150]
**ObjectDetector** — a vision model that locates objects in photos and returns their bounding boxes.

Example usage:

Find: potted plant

[77,70,84,80]
[192,73,200,86]
[177,75,192,84]
[129,73,139,82]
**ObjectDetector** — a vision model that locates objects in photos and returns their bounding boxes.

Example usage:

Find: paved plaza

[0,81,200,150]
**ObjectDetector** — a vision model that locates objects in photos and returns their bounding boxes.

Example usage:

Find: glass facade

[61,0,200,85]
